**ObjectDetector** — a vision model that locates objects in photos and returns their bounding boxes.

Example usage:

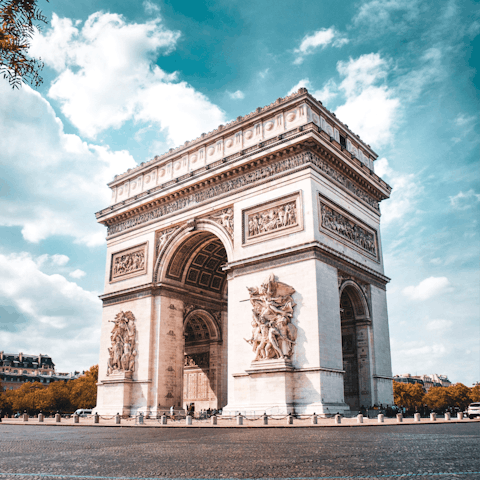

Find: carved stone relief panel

[106,311,137,377]
[244,273,297,362]
[110,242,148,283]
[206,207,234,239]
[242,192,303,245]
[319,195,378,259]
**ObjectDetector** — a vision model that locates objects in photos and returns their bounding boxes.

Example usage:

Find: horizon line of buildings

[393,373,452,392]
[0,351,82,392]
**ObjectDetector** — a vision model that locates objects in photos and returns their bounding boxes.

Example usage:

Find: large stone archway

[94,88,394,416]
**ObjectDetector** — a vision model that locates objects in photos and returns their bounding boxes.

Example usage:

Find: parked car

[467,403,480,419]
[74,409,93,417]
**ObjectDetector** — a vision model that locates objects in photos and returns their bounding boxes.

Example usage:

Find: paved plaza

[0,422,479,479]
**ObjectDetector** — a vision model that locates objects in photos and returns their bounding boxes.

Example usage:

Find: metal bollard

[115,413,121,425]
[55,413,61,423]
[357,414,363,424]
[414,413,421,422]
[186,415,192,425]
[445,412,451,421]
[160,415,167,425]
[396,413,403,423]
[457,412,464,420]
[73,414,79,424]
[94,413,99,424]
[211,415,217,425]
[262,413,268,425]
[287,413,293,425]
[311,413,318,425]
[334,414,342,424]
[430,413,436,422]
[378,414,384,423]
[236,414,243,426]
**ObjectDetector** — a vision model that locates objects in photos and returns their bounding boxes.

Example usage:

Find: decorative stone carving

[243,193,303,245]
[155,227,178,258]
[184,352,209,368]
[320,198,377,257]
[107,311,137,376]
[209,207,234,238]
[244,274,297,361]
[106,152,379,237]
[110,243,147,282]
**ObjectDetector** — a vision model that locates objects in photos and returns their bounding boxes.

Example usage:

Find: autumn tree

[470,384,480,403]
[69,365,98,409]
[424,386,451,411]
[0,0,48,88]
[447,383,472,410]
[393,381,425,409]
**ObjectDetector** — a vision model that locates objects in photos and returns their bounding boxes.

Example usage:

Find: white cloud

[402,276,452,301]
[0,82,136,245]
[293,27,348,65]
[288,78,312,95]
[312,79,338,105]
[36,254,70,267]
[69,269,87,279]
[353,0,420,36]
[0,252,101,371]
[143,0,160,14]
[374,158,422,224]
[228,90,245,100]
[426,319,453,331]
[30,12,225,146]
[334,53,400,147]
[449,190,480,210]
[448,189,480,210]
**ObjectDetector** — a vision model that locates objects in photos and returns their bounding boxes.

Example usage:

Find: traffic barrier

[38,413,44,423]
[457,412,464,420]
[211,415,217,425]
[287,414,293,425]
[445,412,451,421]
[334,414,341,424]
[414,413,421,422]
[236,415,243,426]
[73,414,79,424]
[94,413,99,424]
[311,413,318,425]
[23,412,29,422]
[430,413,436,422]
[357,414,363,424]
[160,415,167,425]
[396,413,403,423]
[186,415,192,425]
[55,413,61,423]
[115,413,121,425]
[262,413,268,425]
[378,414,384,423]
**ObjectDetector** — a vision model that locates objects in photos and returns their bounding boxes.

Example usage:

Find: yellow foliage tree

[470,385,480,403]
[393,381,425,409]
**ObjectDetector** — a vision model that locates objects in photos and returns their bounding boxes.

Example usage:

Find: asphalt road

[0,423,479,479]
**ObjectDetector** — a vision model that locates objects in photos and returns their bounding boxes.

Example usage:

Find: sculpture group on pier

[107,311,137,375]
[245,274,297,361]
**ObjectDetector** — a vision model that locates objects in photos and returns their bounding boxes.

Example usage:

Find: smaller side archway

[339,280,373,411]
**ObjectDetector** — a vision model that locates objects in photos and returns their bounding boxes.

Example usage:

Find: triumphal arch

[94,88,394,416]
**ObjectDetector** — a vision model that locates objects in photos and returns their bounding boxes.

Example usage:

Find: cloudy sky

[1,0,478,385]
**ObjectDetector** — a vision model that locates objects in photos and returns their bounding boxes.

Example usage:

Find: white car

[74,409,93,417]
[467,403,480,419]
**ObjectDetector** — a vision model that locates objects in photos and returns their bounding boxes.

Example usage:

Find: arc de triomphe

[94,88,394,416]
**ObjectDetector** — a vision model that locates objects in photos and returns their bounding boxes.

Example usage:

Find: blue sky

[0,0,478,385]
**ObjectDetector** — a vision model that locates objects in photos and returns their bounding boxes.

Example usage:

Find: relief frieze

[320,198,377,258]
[110,242,147,282]
[107,152,379,237]
[243,192,303,245]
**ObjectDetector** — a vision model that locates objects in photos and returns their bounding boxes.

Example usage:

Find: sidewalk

[2,415,478,428]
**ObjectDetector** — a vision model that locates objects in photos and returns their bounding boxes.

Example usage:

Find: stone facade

[94,88,394,416]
